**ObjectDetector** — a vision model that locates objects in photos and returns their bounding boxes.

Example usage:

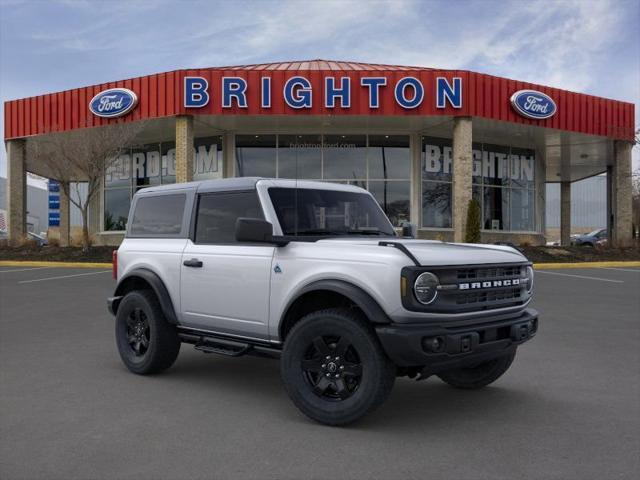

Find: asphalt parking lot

[1,265,639,480]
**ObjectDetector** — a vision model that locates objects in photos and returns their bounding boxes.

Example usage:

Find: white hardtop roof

[134,178,367,196]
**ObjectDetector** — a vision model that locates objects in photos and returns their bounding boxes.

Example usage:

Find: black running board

[178,328,281,359]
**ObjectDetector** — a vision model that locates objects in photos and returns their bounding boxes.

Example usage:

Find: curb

[0,260,112,268]
[533,261,640,269]
[1,260,639,270]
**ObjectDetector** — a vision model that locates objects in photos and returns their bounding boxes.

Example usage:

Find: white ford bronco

[109,178,537,425]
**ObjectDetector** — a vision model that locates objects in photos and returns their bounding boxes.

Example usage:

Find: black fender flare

[281,279,391,329]
[112,268,178,324]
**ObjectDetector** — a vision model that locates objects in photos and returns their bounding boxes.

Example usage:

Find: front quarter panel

[269,242,408,340]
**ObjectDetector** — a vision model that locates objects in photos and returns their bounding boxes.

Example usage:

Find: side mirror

[401,222,417,238]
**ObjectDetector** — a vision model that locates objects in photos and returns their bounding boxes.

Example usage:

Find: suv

[109,178,538,425]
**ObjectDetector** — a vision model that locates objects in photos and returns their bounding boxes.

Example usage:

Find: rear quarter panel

[117,238,188,319]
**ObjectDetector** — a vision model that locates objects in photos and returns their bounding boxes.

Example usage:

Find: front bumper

[376,308,538,370]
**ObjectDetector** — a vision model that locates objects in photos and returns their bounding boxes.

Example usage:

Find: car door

[180,189,274,340]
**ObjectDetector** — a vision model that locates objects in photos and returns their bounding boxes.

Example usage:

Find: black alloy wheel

[301,335,363,401]
[126,308,150,357]
[115,290,181,375]
[281,308,395,426]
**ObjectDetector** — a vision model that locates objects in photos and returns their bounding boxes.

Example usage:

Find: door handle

[183,258,203,268]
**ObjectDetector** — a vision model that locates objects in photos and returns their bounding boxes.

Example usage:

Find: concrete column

[59,181,70,247]
[610,141,633,247]
[222,133,235,178]
[409,133,422,226]
[6,139,27,245]
[452,117,473,243]
[560,181,571,246]
[175,115,194,183]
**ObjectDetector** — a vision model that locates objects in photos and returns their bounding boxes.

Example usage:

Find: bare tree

[27,122,143,251]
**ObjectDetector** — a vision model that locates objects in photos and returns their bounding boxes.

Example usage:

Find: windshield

[268,187,396,237]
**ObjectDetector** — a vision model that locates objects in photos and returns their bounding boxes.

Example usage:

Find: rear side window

[195,191,263,244]
[129,194,186,236]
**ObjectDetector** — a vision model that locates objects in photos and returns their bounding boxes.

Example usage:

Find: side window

[129,194,186,236]
[195,191,264,244]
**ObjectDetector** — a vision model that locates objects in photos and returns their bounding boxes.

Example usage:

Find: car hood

[315,238,528,266]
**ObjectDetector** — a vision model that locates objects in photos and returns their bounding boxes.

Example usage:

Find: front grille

[456,287,522,305]
[457,265,523,280]
[401,262,531,314]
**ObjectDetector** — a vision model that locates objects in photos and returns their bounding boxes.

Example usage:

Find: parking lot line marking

[599,267,640,273]
[536,270,624,283]
[0,267,53,273]
[18,270,111,284]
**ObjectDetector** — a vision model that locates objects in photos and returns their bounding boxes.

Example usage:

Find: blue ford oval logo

[510,89,556,120]
[89,88,138,118]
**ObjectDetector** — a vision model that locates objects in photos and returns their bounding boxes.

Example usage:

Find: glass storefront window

[483,186,509,230]
[105,153,131,188]
[278,134,322,179]
[509,146,535,189]
[421,136,537,232]
[161,141,176,184]
[422,136,452,182]
[368,181,410,227]
[422,181,452,228]
[132,143,162,188]
[510,188,535,231]
[422,136,452,228]
[322,135,366,180]
[104,188,131,231]
[483,143,510,187]
[368,135,410,180]
[194,136,223,181]
[235,135,277,177]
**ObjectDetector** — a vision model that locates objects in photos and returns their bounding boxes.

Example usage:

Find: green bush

[465,198,482,243]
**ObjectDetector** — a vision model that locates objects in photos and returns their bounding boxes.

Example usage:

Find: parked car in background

[571,229,607,247]
[27,231,48,246]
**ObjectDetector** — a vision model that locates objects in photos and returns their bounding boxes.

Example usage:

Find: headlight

[525,266,534,293]
[414,272,439,305]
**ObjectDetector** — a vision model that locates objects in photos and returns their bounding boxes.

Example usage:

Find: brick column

[175,115,194,183]
[452,117,473,243]
[59,182,71,247]
[610,141,633,247]
[560,181,571,246]
[6,139,27,245]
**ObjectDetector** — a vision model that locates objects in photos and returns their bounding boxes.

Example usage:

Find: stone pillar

[59,182,71,247]
[560,181,571,246]
[610,141,633,247]
[175,115,194,183]
[452,117,473,243]
[222,133,235,178]
[409,133,422,227]
[6,139,27,245]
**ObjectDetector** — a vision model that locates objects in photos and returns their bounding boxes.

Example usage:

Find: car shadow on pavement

[146,347,553,432]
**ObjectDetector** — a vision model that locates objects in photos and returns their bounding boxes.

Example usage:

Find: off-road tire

[115,290,180,375]
[281,308,395,426]
[437,350,516,389]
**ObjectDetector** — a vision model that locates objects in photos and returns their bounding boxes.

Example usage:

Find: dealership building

[3,60,636,246]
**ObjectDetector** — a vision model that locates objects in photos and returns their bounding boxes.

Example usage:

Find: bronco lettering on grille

[459,279,520,290]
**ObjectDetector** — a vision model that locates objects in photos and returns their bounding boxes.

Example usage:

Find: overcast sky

[1,0,638,181]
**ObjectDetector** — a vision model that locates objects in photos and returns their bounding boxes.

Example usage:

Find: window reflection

[235,135,277,177]
[278,134,322,179]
